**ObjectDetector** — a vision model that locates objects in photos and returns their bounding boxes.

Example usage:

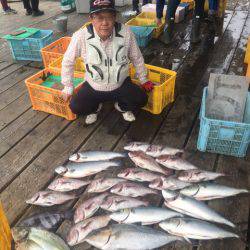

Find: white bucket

[53,16,68,33]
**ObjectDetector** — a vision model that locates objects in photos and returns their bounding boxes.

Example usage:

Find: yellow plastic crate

[181,0,194,10]
[246,65,250,77]
[137,12,166,20]
[0,203,11,250]
[49,56,85,76]
[244,37,250,64]
[130,64,177,114]
[126,17,164,38]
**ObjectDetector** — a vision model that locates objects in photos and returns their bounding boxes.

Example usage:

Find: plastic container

[41,37,71,67]
[197,87,250,157]
[4,29,53,61]
[49,56,85,76]
[0,203,11,250]
[61,0,75,13]
[25,68,84,120]
[53,16,68,33]
[244,37,250,64]
[130,64,176,114]
[137,11,166,20]
[129,26,154,47]
[126,17,164,38]
[181,0,194,10]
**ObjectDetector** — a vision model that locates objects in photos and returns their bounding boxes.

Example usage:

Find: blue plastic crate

[130,26,154,48]
[6,29,53,61]
[197,87,250,157]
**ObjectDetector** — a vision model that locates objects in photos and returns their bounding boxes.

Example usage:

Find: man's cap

[89,0,117,14]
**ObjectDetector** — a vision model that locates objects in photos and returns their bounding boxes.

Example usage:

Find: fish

[177,169,226,182]
[85,224,185,250]
[180,183,249,200]
[118,168,164,182]
[162,190,235,228]
[100,195,149,212]
[69,151,126,162]
[48,177,90,192]
[55,160,121,178]
[149,176,192,190]
[159,218,239,240]
[110,207,184,225]
[87,177,125,193]
[18,210,74,230]
[26,191,76,207]
[110,181,158,197]
[128,151,173,175]
[12,227,70,250]
[156,155,198,170]
[74,193,109,223]
[124,142,183,157]
[67,215,111,246]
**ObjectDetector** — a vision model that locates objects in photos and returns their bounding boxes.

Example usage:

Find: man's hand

[156,18,162,27]
[142,81,154,92]
[61,86,74,102]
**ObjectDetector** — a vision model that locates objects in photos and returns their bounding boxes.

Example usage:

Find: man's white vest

[84,23,129,85]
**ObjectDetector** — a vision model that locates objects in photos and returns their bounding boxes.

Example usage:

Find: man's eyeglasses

[92,14,115,22]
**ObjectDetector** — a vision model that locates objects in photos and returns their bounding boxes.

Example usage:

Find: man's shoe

[159,18,175,45]
[85,104,102,125]
[114,103,136,122]
[3,8,17,14]
[32,10,44,17]
[122,111,136,122]
[25,10,32,15]
[191,16,201,44]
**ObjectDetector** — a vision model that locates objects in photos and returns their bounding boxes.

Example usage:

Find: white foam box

[142,3,167,13]
[175,6,185,23]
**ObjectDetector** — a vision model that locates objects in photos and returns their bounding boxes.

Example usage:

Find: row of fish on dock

[12,142,249,249]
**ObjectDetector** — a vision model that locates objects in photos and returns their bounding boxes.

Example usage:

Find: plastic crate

[197,87,250,157]
[126,17,164,38]
[5,29,53,61]
[137,11,166,20]
[25,68,84,120]
[181,0,194,10]
[244,37,250,64]
[130,64,176,114]
[41,37,71,67]
[246,64,250,77]
[49,56,85,76]
[129,26,154,47]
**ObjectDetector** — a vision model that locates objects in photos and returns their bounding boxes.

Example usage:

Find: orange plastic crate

[25,68,84,120]
[41,37,71,67]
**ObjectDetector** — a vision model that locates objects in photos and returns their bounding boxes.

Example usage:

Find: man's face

[90,11,116,40]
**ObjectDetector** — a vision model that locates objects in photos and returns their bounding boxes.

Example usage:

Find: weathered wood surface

[0,0,249,249]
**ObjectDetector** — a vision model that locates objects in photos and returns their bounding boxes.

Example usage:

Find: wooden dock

[0,0,249,249]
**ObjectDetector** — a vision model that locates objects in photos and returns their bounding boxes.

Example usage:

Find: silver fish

[87,177,125,193]
[67,215,111,246]
[26,191,76,207]
[55,160,121,178]
[110,207,184,225]
[48,177,90,192]
[12,227,70,250]
[69,151,126,162]
[100,195,149,212]
[180,183,249,200]
[156,155,198,170]
[124,142,183,157]
[159,218,239,240]
[149,176,192,190]
[18,210,73,230]
[110,181,158,197]
[118,168,164,182]
[74,193,109,223]
[128,151,173,175]
[177,169,225,182]
[162,190,235,228]
[85,224,185,250]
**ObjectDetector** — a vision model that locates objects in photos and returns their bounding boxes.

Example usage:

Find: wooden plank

[193,10,248,97]
[0,92,31,131]
[0,71,38,110]
[0,64,26,81]
[0,106,112,225]
[0,109,49,157]
[235,0,250,11]
[0,115,70,192]
[0,61,12,71]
